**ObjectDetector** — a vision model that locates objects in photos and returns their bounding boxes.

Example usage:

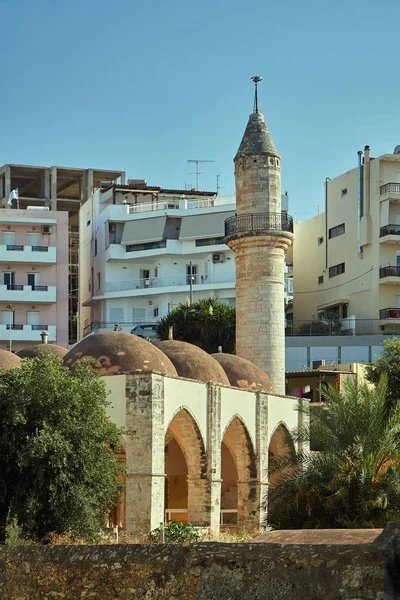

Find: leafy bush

[150,520,199,544]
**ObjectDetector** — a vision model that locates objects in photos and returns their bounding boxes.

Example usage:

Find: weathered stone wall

[1,524,400,599]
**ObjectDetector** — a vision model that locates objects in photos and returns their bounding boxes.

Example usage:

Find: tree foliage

[156,297,236,354]
[366,337,400,404]
[267,377,400,529]
[0,353,124,543]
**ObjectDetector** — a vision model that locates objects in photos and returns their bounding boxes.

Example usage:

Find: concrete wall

[1,523,400,599]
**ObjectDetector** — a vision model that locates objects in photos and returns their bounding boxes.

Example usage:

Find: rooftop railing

[224,212,294,237]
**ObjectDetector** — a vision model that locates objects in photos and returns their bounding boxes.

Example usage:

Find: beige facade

[293,146,400,334]
[104,370,301,536]
[0,209,69,351]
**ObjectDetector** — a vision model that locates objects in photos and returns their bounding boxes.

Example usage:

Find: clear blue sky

[1,0,399,220]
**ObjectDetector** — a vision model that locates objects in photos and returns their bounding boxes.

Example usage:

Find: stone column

[228,234,293,394]
[187,383,221,534]
[124,373,165,536]
[51,166,57,211]
[5,165,11,200]
[235,392,269,531]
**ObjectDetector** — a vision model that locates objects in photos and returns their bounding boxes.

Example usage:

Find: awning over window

[179,211,235,240]
[121,216,167,245]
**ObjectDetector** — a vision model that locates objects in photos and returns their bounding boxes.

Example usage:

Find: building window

[97,272,101,289]
[195,237,224,247]
[126,240,166,252]
[318,236,324,245]
[94,238,97,256]
[88,279,91,292]
[329,223,345,239]
[329,262,345,278]
[318,275,324,284]
[341,188,348,197]
[153,307,159,317]
[109,307,124,323]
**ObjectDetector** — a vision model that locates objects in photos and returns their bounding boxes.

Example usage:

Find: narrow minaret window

[224,78,294,395]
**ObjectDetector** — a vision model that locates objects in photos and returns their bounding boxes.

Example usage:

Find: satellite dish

[394,145,400,155]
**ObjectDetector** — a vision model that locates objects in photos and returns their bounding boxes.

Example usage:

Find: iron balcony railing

[380,308,400,319]
[6,324,23,330]
[380,183,400,196]
[31,324,49,330]
[224,212,293,237]
[380,224,400,237]
[6,245,24,251]
[380,265,400,278]
[5,284,23,291]
[31,285,49,292]
[83,319,158,337]
[31,246,49,252]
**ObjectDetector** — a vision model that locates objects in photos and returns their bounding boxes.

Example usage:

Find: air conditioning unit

[109,223,116,233]
[144,279,150,287]
[42,226,52,234]
[310,359,326,369]
[212,252,225,263]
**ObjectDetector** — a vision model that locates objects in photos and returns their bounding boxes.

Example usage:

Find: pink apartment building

[0,208,68,352]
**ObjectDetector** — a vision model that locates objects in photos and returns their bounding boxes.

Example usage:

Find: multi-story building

[79,182,237,337]
[292,144,400,335]
[0,208,69,351]
[0,163,125,343]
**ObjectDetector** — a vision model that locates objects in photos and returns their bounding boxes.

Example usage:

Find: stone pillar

[228,234,292,394]
[5,165,11,199]
[44,168,50,202]
[235,393,268,531]
[187,383,221,534]
[86,169,94,201]
[51,166,57,211]
[124,373,165,536]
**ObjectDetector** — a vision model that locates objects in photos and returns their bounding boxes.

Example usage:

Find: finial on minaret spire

[250,76,262,113]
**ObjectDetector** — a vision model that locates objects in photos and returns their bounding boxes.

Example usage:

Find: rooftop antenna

[216,174,225,196]
[251,75,262,113]
[187,159,214,191]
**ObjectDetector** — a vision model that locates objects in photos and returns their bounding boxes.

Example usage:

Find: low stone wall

[1,524,400,599]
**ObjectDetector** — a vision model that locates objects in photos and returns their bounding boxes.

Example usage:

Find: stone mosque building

[0,85,300,536]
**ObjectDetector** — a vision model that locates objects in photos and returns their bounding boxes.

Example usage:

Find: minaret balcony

[224,212,293,237]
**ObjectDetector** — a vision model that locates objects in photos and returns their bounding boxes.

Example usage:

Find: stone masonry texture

[1,522,400,599]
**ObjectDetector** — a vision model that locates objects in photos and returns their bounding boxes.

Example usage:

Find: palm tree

[267,376,400,529]
[156,298,236,354]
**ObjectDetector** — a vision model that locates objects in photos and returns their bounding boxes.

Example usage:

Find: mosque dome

[17,344,68,359]
[63,332,177,377]
[0,350,21,370]
[154,340,229,385]
[211,353,274,393]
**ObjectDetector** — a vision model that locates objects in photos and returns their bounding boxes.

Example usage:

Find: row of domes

[0,332,273,393]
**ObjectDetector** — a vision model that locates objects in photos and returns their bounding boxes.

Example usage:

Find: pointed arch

[268,422,295,487]
[165,408,207,479]
[222,415,257,481]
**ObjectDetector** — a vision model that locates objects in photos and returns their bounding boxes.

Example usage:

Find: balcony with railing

[0,285,56,302]
[380,224,400,242]
[224,212,294,238]
[0,244,56,263]
[104,272,235,295]
[380,183,400,202]
[0,324,56,342]
[379,265,400,283]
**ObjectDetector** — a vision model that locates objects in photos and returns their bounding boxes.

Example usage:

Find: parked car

[131,323,159,341]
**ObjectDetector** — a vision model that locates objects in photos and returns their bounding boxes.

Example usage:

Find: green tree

[366,337,400,404]
[0,352,124,543]
[267,377,400,529]
[156,297,236,354]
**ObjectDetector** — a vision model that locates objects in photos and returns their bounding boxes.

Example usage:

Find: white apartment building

[0,208,69,351]
[292,145,400,336]
[79,183,293,338]
[79,183,234,336]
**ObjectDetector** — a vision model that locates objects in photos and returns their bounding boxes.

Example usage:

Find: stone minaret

[225,80,294,394]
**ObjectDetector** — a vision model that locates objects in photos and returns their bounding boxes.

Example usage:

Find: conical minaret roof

[235,112,279,160]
